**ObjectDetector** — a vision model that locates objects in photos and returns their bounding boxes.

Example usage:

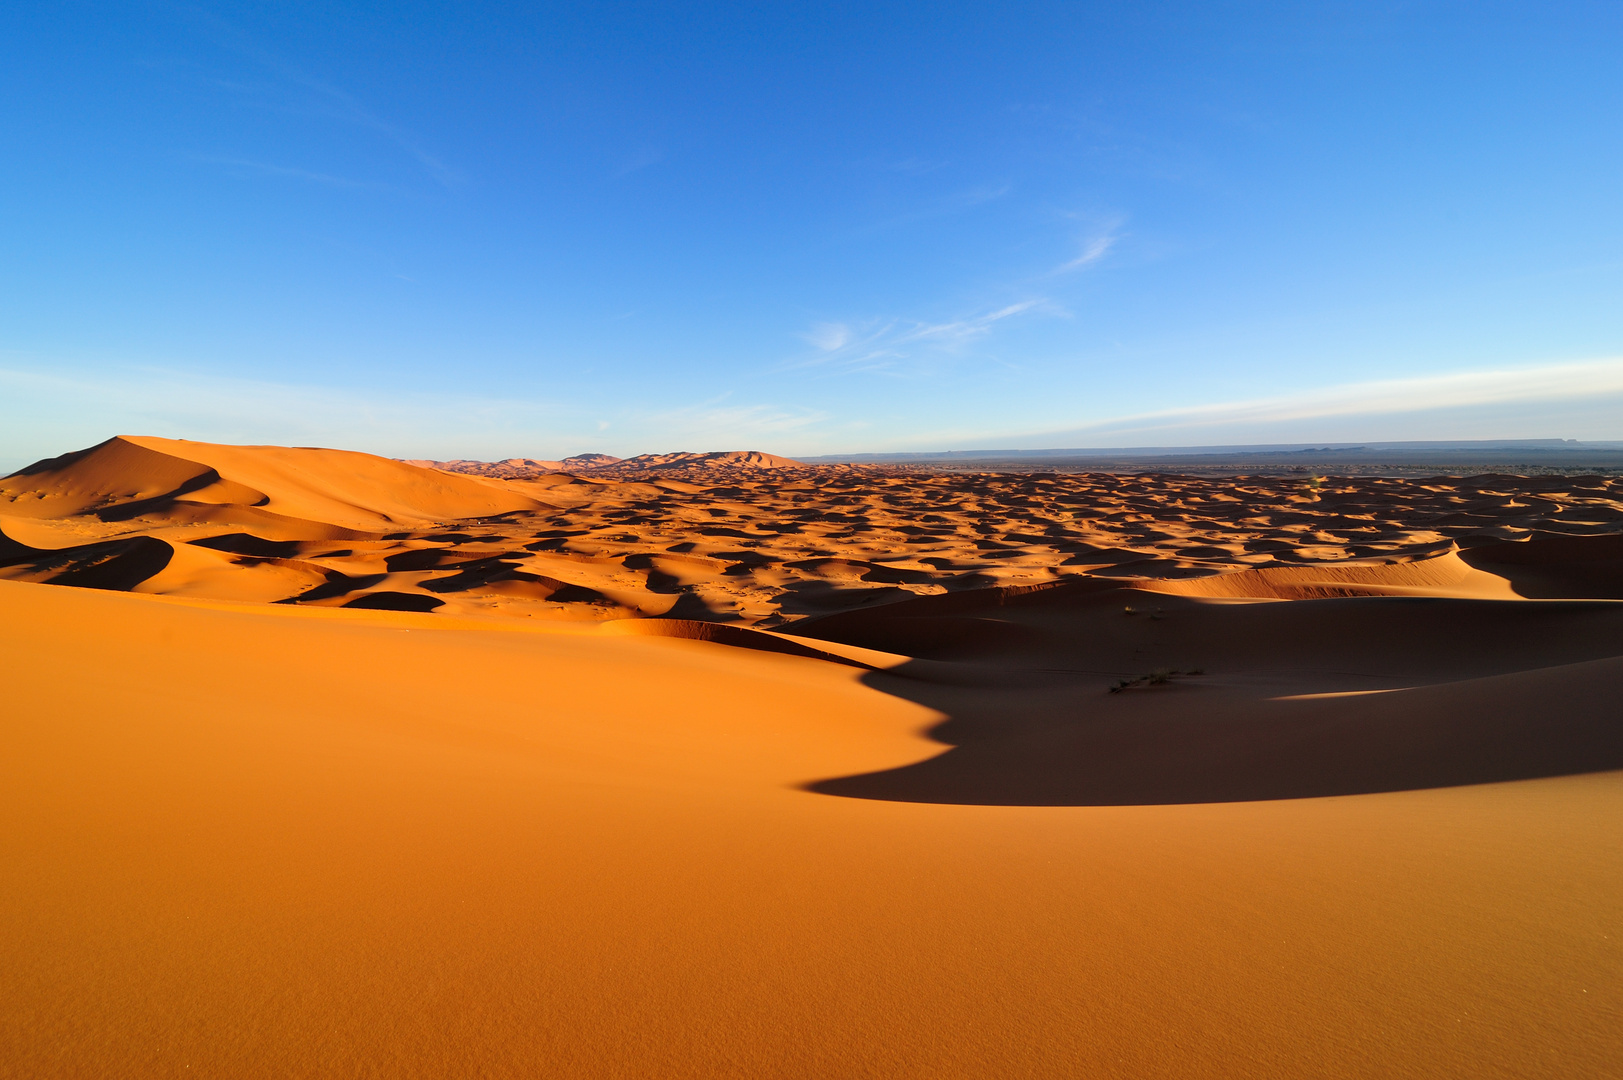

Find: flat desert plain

[3,436,1622,1078]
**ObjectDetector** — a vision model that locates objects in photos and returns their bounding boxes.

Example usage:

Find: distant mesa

[609,451,804,472]
[408,450,802,477]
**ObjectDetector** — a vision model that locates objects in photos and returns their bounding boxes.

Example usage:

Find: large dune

[3,435,546,532]
[3,438,1622,1076]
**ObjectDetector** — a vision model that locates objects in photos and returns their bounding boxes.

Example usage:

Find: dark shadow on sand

[792,578,1623,806]
[805,659,1623,805]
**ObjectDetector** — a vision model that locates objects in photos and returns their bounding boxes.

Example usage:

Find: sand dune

[3,437,1622,1076]
[3,435,545,533]
[5,440,1621,618]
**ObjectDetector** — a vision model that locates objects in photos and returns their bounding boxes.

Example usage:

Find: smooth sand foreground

[2,579,1620,1078]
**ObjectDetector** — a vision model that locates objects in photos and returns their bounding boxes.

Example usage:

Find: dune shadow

[792,576,1623,806]
[1460,533,1623,599]
[342,591,444,612]
[806,658,1623,805]
[0,535,175,591]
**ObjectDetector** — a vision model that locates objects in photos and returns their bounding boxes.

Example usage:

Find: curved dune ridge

[1139,548,1522,599]
[4,438,1623,1076]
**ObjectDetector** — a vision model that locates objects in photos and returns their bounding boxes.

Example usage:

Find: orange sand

[2,438,1622,1077]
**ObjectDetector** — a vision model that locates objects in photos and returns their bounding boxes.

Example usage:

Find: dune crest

[1139,547,1520,599]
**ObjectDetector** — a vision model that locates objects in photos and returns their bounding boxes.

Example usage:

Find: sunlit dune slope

[0,437,553,605]
[1,435,546,533]
[1138,547,1520,599]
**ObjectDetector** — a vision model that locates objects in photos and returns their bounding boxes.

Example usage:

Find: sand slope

[2,579,1620,1078]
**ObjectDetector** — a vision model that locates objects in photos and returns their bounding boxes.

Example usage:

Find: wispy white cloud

[789,300,1046,375]
[7,356,1618,472]
[270,67,464,188]
[193,155,381,189]
[897,301,1042,345]
[1055,233,1115,273]
[803,322,852,352]
[1050,213,1125,275]
[178,11,463,188]
[1020,357,1623,445]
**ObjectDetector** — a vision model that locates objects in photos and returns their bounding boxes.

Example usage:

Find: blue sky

[4,1,1623,468]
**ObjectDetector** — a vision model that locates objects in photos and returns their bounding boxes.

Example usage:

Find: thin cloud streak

[898,301,1041,344]
[1054,233,1115,273]
[1027,358,1623,442]
[790,300,1045,374]
[182,9,464,188]
[194,155,381,189]
[1049,213,1125,275]
[276,69,463,188]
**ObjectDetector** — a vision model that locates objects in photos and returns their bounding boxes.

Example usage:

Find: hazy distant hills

[402,453,623,477]
[803,439,1623,474]
[413,440,1623,479]
[408,450,804,478]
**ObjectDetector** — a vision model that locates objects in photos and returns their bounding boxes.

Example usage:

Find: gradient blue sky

[4,1,1623,468]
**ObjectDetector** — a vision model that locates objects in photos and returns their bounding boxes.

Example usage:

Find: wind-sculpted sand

[5,435,1622,621]
[3,437,1622,1078]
